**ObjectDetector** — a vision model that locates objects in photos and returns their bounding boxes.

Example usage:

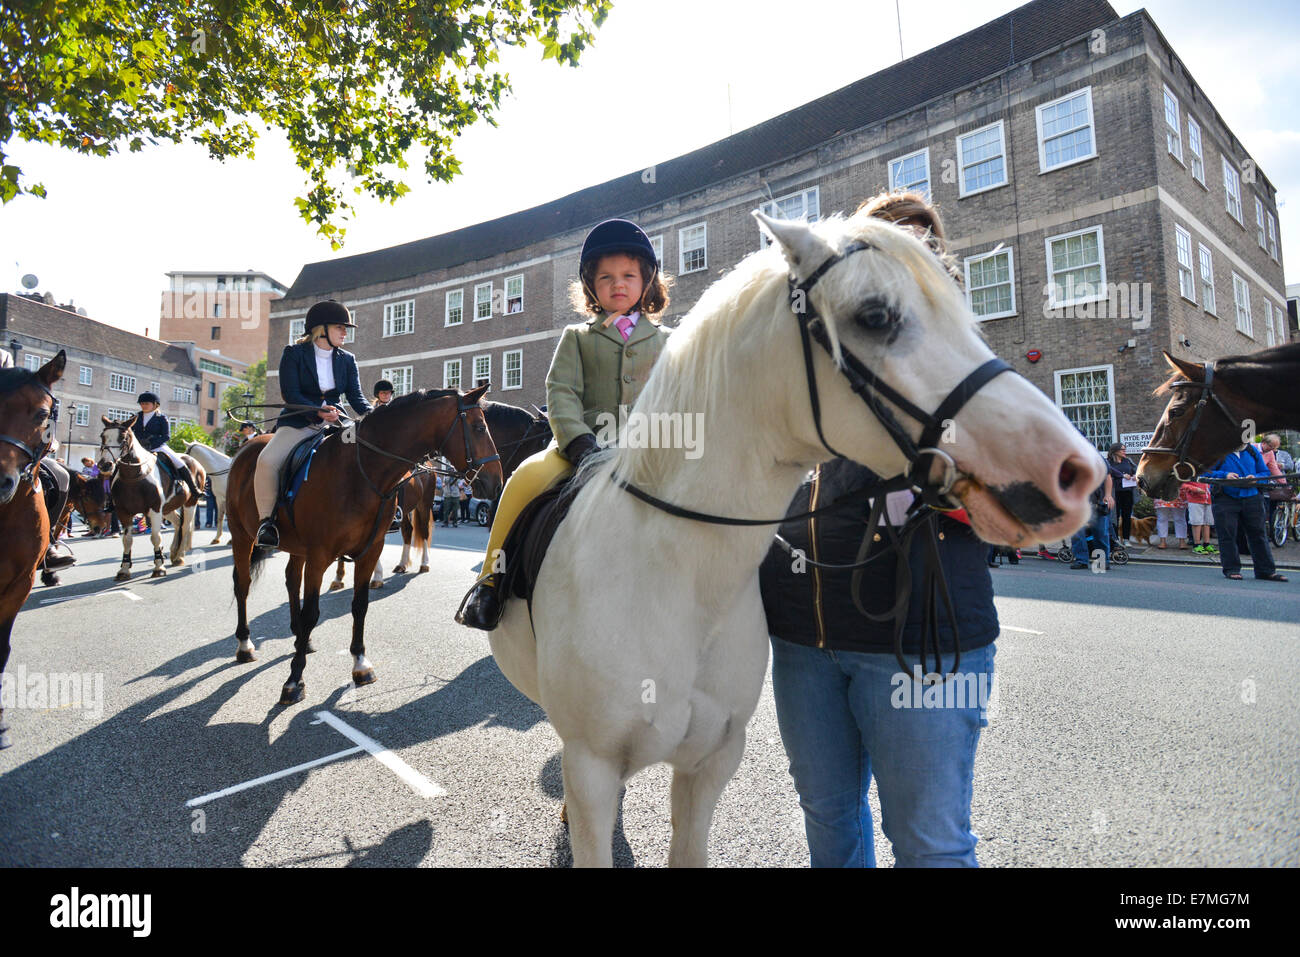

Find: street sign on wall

[1119,432,1154,451]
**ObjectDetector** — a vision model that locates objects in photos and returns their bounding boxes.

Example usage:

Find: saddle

[277,430,331,524]
[498,468,591,610]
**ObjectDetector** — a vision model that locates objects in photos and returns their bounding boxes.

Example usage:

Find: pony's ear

[753,211,836,281]
[464,382,490,404]
[37,349,66,387]
[101,415,113,426]
[1163,351,1203,381]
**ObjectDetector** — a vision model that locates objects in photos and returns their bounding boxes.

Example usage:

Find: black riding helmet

[137,391,160,405]
[305,299,357,329]
[373,379,394,397]
[579,219,659,315]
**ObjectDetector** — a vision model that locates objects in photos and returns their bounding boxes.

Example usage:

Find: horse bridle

[1139,361,1238,483]
[0,376,59,484]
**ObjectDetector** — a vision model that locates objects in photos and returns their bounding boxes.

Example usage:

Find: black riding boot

[456,575,503,631]
[256,517,280,549]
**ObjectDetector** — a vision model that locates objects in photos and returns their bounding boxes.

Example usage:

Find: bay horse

[66,471,113,536]
[97,416,206,581]
[485,400,552,482]
[0,351,65,748]
[1137,343,1300,501]
[225,384,503,705]
[184,442,234,544]
[327,468,432,590]
[487,209,1104,866]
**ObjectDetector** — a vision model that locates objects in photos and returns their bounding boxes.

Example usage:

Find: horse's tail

[248,543,272,584]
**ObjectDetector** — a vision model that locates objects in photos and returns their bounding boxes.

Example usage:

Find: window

[150,381,160,395]
[1198,244,1216,315]
[1255,197,1268,249]
[211,325,221,340]
[443,359,461,390]
[79,365,92,386]
[1055,366,1116,452]
[380,366,413,395]
[173,386,194,403]
[649,235,663,265]
[1174,225,1195,303]
[1265,301,1277,348]
[1187,115,1205,184]
[1162,86,1183,163]
[1232,273,1252,337]
[206,409,215,426]
[109,372,137,393]
[679,223,707,273]
[474,283,492,321]
[208,381,216,398]
[503,349,522,390]
[888,148,930,199]
[963,248,1016,320]
[383,299,414,337]
[343,326,354,344]
[106,407,135,422]
[1267,212,1279,261]
[445,289,463,327]
[1036,88,1096,172]
[505,275,524,313]
[213,303,222,318]
[1045,226,1105,307]
[759,188,821,247]
[198,357,233,376]
[1274,302,1288,346]
[24,354,43,371]
[473,354,491,387]
[957,121,1007,196]
[289,317,305,342]
[74,404,89,427]
[1223,158,1243,224]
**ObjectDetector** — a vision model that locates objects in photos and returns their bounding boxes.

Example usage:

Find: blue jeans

[769,636,995,867]
[1070,510,1110,565]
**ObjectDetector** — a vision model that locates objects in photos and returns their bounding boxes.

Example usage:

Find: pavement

[2,518,1297,867]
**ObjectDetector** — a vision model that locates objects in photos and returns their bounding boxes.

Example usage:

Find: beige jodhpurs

[254,424,322,520]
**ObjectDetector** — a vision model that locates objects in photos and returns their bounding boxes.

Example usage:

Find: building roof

[0,293,198,378]
[284,0,1118,301]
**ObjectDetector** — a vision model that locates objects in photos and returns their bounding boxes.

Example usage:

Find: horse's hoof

[171,558,185,567]
[418,565,430,574]
[151,568,165,579]
[114,571,130,582]
[235,649,256,664]
[560,802,568,825]
[393,564,407,575]
[305,641,316,654]
[279,681,306,705]
[352,668,376,687]
[369,579,383,589]
[210,537,221,546]
[328,580,345,592]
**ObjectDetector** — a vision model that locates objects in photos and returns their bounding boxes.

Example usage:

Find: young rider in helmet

[457,218,672,630]
[253,299,372,549]
[132,392,201,499]
[373,379,395,406]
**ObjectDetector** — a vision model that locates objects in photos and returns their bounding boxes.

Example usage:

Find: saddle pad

[499,470,590,608]
[279,431,329,514]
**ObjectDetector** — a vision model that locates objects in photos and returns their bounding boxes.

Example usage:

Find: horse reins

[1139,361,1241,482]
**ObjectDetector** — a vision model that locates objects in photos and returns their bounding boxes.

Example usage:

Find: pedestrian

[1259,434,1290,533]
[1183,480,1216,555]
[1070,453,1113,569]
[458,477,471,524]
[79,456,99,478]
[1202,446,1288,582]
[204,476,217,529]
[1106,442,1138,544]
[1153,484,1189,550]
[434,473,445,526]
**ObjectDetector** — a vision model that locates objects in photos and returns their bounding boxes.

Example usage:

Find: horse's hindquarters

[488,603,540,705]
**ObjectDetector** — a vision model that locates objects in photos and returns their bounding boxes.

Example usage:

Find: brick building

[159,269,287,369]
[269,0,1287,453]
[2,293,201,465]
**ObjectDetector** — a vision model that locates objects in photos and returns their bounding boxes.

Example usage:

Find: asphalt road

[1,520,1296,867]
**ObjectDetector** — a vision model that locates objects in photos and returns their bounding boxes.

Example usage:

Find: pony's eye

[1168,407,1185,418]
[851,299,899,333]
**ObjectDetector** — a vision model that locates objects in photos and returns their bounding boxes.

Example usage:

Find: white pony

[185,442,233,544]
[487,209,1105,867]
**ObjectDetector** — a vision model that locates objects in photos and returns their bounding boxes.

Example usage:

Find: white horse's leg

[149,510,166,577]
[562,744,622,868]
[370,556,384,589]
[212,485,225,544]
[395,540,413,574]
[115,517,134,581]
[667,730,746,868]
[329,557,346,591]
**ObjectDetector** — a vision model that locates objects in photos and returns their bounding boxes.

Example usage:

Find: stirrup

[455,575,505,631]
[256,518,280,550]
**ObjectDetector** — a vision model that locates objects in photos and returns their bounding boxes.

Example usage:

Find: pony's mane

[484,400,544,429]
[370,388,460,416]
[1154,341,1300,396]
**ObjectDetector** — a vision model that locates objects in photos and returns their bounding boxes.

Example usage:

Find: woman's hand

[318,406,341,423]
[1225,472,1240,480]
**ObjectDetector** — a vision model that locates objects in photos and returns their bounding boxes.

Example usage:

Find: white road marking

[1000,625,1045,635]
[313,710,446,798]
[185,746,364,807]
[432,543,488,554]
[40,588,140,605]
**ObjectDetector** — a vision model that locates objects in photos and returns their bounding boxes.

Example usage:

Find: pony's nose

[1055,452,1105,506]
[0,472,17,505]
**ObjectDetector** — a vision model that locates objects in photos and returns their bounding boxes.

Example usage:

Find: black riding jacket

[759,458,999,654]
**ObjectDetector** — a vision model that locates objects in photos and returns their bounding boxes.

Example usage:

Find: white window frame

[1267,212,1279,261]
[173,386,193,403]
[1035,87,1097,173]
[679,223,707,274]
[1265,302,1277,348]
[472,354,491,388]
[474,283,492,321]
[963,247,1017,320]
[106,407,135,422]
[759,187,821,247]
[649,235,663,266]
[78,365,92,386]
[1187,115,1205,185]
[109,372,137,394]
[382,299,415,337]
[24,354,43,372]
[1174,225,1196,304]
[150,381,160,395]
[1044,225,1107,309]
[289,317,306,342]
[503,349,523,390]
[1255,197,1268,249]
[1223,157,1243,224]
[956,121,1008,197]
[1273,302,1288,347]
[1163,85,1183,164]
[74,403,90,427]
[505,275,524,314]
[443,359,461,390]
[445,289,464,327]
[888,147,931,199]
[1198,243,1217,316]
[1232,273,1253,337]
[380,366,413,396]
[1053,364,1117,452]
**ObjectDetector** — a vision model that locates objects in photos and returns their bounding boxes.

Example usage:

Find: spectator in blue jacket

[1202,446,1287,582]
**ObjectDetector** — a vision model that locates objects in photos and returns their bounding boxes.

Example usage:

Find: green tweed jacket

[545,313,671,453]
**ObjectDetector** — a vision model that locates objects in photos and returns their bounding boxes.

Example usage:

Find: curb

[1125,551,1300,571]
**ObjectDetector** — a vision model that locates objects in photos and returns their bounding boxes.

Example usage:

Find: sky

[2,0,1298,338]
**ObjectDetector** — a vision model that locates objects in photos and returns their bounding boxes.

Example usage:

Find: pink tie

[616,315,634,341]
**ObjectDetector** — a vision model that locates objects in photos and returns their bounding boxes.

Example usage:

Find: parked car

[468,496,496,526]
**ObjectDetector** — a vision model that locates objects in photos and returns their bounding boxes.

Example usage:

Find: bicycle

[1056,529,1129,566]
[1269,485,1298,547]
